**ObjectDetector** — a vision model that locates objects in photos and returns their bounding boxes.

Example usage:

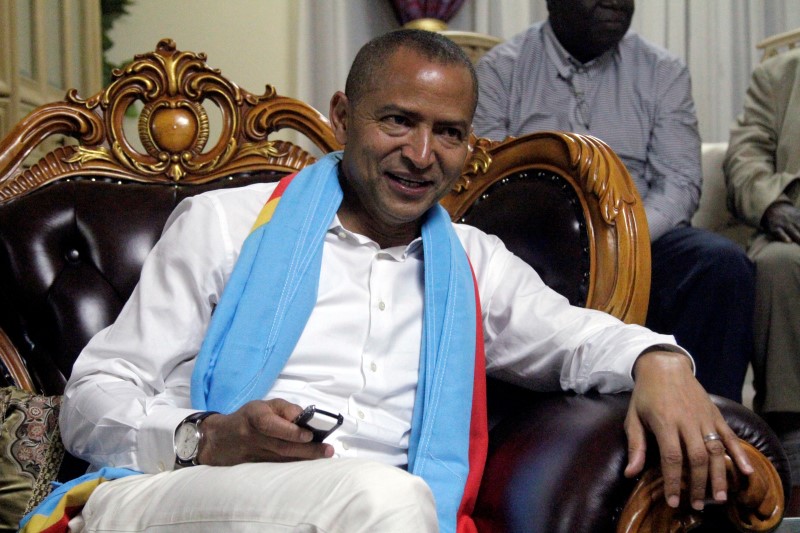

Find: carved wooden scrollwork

[0,326,34,392]
[441,130,650,325]
[557,132,648,321]
[453,135,495,193]
[0,39,342,204]
[617,440,784,533]
[562,132,639,225]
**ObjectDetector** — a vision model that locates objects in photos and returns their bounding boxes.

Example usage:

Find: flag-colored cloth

[22,151,487,533]
[18,468,138,532]
[193,151,487,532]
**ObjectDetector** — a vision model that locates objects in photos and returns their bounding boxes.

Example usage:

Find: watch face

[175,422,200,461]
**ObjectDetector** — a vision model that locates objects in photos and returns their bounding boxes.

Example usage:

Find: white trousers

[70,458,439,532]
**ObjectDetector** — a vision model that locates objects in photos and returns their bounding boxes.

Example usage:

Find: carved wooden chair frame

[0,39,786,533]
[442,132,650,325]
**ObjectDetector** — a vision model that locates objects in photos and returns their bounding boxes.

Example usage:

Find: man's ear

[329,91,350,145]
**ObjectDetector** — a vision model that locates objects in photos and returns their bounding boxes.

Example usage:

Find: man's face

[548,0,634,62]
[330,47,474,246]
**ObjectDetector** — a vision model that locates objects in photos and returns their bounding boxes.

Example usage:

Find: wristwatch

[173,411,217,467]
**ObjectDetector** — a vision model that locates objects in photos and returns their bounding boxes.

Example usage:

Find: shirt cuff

[137,407,200,474]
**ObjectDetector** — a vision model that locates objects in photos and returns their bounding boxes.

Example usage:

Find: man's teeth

[393,175,425,188]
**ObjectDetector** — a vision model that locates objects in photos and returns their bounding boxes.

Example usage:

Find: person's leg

[748,237,800,485]
[76,459,438,533]
[748,237,800,413]
[646,226,755,402]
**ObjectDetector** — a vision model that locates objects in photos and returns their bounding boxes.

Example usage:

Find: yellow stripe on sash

[250,196,281,232]
[20,477,110,532]
[249,174,295,233]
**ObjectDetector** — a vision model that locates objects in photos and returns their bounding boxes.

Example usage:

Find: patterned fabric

[0,387,65,532]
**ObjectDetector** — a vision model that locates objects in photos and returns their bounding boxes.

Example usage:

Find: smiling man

[332,45,474,248]
[474,0,756,406]
[46,29,752,533]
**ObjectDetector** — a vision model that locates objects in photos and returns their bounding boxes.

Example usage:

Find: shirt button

[370,362,377,372]
[342,442,350,450]
[337,230,347,240]
[378,301,386,311]
[157,461,166,472]
[358,410,365,419]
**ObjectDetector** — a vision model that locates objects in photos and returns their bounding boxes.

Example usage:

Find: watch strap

[174,410,218,467]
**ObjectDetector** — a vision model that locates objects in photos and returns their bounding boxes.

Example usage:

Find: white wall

[107,0,296,98]
[106,0,301,147]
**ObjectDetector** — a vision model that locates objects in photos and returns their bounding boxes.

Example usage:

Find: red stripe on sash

[456,262,489,533]
[38,506,81,533]
[271,173,296,201]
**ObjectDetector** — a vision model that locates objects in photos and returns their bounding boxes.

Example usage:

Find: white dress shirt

[61,181,681,474]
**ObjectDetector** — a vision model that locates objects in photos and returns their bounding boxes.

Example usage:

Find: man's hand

[762,201,800,244]
[196,398,334,466]
[623,351,754,511]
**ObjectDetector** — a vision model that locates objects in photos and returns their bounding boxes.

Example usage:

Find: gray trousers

[749,235,800,414]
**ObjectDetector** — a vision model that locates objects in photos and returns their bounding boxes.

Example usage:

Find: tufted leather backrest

[459,169,590,306]
[0,40,341,394]
[0,172,287,394]
[442,133,651,326]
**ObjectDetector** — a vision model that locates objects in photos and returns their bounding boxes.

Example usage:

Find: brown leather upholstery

[440,133,789,532]
[0,40,789,532]
[0,172,289,394]
[0,39,339,395]
[442,133,650,324]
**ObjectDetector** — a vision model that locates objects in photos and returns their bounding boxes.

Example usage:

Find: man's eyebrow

[375,104,469,130]
[438,118,470,131]
[375,103,417,118]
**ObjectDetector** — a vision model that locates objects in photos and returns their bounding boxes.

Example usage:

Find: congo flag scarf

[192,152,488,532]
[21,152,487,533]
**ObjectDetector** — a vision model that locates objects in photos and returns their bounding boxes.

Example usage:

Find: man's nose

[401,128,435,169]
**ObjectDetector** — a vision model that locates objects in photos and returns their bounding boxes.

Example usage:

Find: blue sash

[192,153,484,532]
[22,152,486,533]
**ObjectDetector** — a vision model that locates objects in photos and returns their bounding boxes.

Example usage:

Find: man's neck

[548,21,612,64]
[336,197,421,250]
[337,206,420,249]
[558,39,601,65]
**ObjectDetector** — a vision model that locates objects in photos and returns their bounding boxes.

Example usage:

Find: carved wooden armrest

[617,439,784,532]
[0,325,34,392]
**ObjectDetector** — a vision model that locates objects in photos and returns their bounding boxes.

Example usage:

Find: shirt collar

[329,215,423,259]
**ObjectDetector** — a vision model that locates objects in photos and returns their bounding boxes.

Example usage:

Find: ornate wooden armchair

[0,40,789,532]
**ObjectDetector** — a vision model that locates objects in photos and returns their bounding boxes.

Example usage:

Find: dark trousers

[646,226,755,402]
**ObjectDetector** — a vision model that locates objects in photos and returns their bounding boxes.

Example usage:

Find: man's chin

[586,35,625,55]
[381,204,435,228]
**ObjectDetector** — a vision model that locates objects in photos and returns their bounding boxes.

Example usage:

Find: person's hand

[196,398,334,466]
[762,201,800,244]
[623,351,754,511]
